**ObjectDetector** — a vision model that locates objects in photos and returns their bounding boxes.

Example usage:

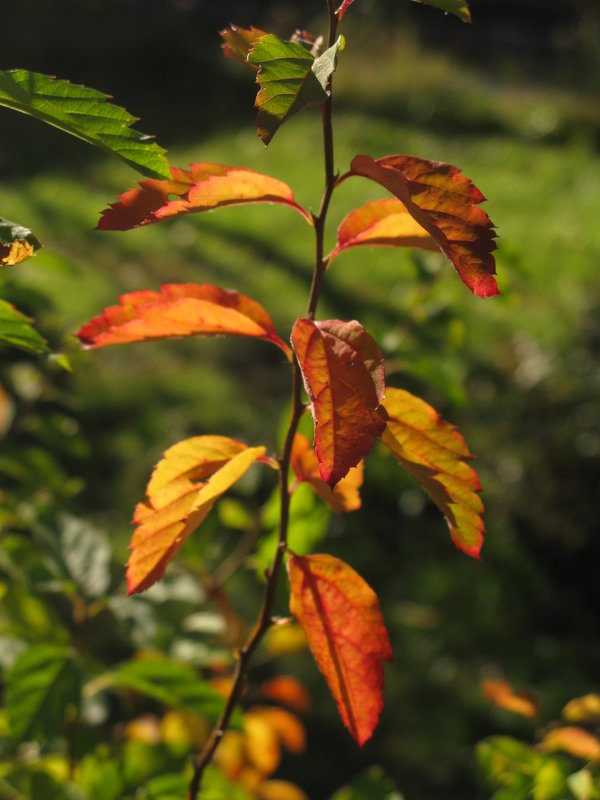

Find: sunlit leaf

[482,679,539,719]
[291,318,386,487]
[328,198,438,266]
[77,282,292,359]
[97,161,311,229]
[563,694,600,726]
[0,217,41,267]
[220,25,267,66]
[259,781,309,800]
[261,676,311,714]
[291,432,363,512]
[244,711,282,775]
[0,299,49,354]
[380,387,484,558]
[0,70,169,178]
[6,644,82,742]
[412,0,471,23]
[248,34,343,145]
[127,436,272,594]
[339,154,498,297]
[59,514,111,599]
[541,727,600,761]
[248,707,306,754]
[102,656,235,725]
[287,553,392,746]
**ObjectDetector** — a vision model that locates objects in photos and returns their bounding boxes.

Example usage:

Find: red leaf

[127,436,272,594]
[328,198,438,265]
[97,162,312,230]
[77,282,292,359]
[340,154,498,298]
[287,553,392,746]
[380,387,484,558]
[220,25,267,66]
[291,318,386,487]
[290,433,363,513]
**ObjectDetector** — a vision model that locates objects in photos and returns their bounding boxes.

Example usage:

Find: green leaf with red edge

[287,553,392,746]
[247,34,343,146]
[380,387,484,558]
[339,154,498,298]
[127,436,275,595]
[328,198,438,266]
[76,282,292,360]
[412,0,471,23]
[291,318,386,488]
[97,162,312,230]
[290,432,363,513]
[220,24,268,66]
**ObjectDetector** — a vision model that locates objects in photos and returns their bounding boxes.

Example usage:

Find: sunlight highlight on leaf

[380,387,484,557]
[290,433,363,512]
[77,282,292,359]
[287,553,392,746]
[127,436,273,594]
[97,162,312,229]
[220,25,267,66]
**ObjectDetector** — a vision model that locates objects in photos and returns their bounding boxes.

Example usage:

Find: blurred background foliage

[1,0,600,798]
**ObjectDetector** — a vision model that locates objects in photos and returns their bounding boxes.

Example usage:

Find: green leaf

[0,300,49,354]
[0,216,41,250]
[6,644,82,742]
[248,34,343,145]
[0,70,170,179]
[101,657,241,727]
[412,0,471,23]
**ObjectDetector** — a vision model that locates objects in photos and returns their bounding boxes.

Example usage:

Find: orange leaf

[541,727,600,761]
[97,162,312,230]
[261,676,311,714]
[0,239,35,266]
[244,712,281,776]
[291,318,386,487]
[220,24,267,66]
[329,198,438,265]
[258,781,308,800]
[340,154,498,298]
[291,433,363,512]
[127,436,270,594]
[247,707,306,754]
[380,387,484,558]
[482,679,539,719]
[77,282,292,359]
[287,553,392,746]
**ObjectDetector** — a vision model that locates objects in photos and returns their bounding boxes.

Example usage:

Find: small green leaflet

[0,70,170,179]
[248,34,344,145]
[0,216,41,249]
[412,0,471,23]
[0,300,49,354]
[6,644,82,742]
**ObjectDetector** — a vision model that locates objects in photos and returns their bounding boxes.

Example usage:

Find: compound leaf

[97,162,311,229]
[340,154,498,298]
[287,553,392,746]
[0,299,49,354]
[291,318,386,487]
[127,436,272,594]
[0,69,169,179]
[412,0,471,23]
[248,34,343,145]
[329,198,438,265]
[290,432,363,513]
[7,644,82,742]
[380,387,484,558]
[77,282,292,359]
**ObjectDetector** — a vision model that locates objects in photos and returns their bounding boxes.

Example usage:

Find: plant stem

[187,7,339,797]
